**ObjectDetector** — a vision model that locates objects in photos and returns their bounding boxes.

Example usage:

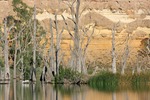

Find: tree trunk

[74,0,81,73]
[31,4,37,81]
[50,19,55,75]
[55,14,59,77]
[121,34,130,75]
[111,25,117,74]
[40,65,47,82]
[20,57,24,79]
[4,18,10,80]
[13,34,18,79]
[54,13,64,79]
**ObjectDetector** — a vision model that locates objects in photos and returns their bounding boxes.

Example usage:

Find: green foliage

[5,0,46,80]
[56,67,82,83]
[12,0,21,5]
[88,72,150,92]
[22,48,43,80]
[88,72,119,92]
[131,73,150,91]
[12,0,33,21]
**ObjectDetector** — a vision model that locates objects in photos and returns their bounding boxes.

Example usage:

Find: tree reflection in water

[112,92,116,100]
[13,80,16,100]
[31,84,36,100]
[4,82,10,100]
[1,82,150,100]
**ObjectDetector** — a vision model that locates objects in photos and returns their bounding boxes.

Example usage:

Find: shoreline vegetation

[88,72,150,92]
[1,69,150,92]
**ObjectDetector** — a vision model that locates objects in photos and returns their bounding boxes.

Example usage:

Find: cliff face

[0,0,150,67]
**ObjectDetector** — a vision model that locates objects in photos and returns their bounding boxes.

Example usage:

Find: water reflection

[14,80,16,100]
[31,84,36,100]
[112,92,116,100]
[1,81,150,100]
[4,83,10,100]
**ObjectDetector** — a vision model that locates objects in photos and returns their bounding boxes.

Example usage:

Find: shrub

[56,67,82,84]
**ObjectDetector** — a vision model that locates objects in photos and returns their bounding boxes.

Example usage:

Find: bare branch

[84,25,95,55]
[61,15,74,39]
[79,6,87,18]
[8,23,15,33]
[67,17,76,24]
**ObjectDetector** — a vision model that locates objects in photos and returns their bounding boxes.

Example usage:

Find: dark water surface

[0,80,150,100]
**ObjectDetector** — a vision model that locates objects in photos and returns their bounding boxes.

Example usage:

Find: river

[0,80,150,100]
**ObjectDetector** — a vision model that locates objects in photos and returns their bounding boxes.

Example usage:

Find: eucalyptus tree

[121,33,130,75]
[62,0,95,74]
[9,0,45,80]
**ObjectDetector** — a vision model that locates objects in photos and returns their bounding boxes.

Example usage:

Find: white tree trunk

[4,18,10,80]
[13,34,18,79]
[20,57,24,79]
[31,4,37,81]
[55,14,60,76]
[50,19,55,75]
[111,25,117,74]
[74,0,81,73]
[121,34,130,75]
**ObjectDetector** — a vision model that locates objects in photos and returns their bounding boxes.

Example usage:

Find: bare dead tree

[62,0,95,74]
[3,18,14,80]
[54,13,64,77]
[121,33,130,75]
[49,19,55,77]
[4,18,10,80]
[13,33,17,79]
[48,13,64,82]
[80,25,95,74]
